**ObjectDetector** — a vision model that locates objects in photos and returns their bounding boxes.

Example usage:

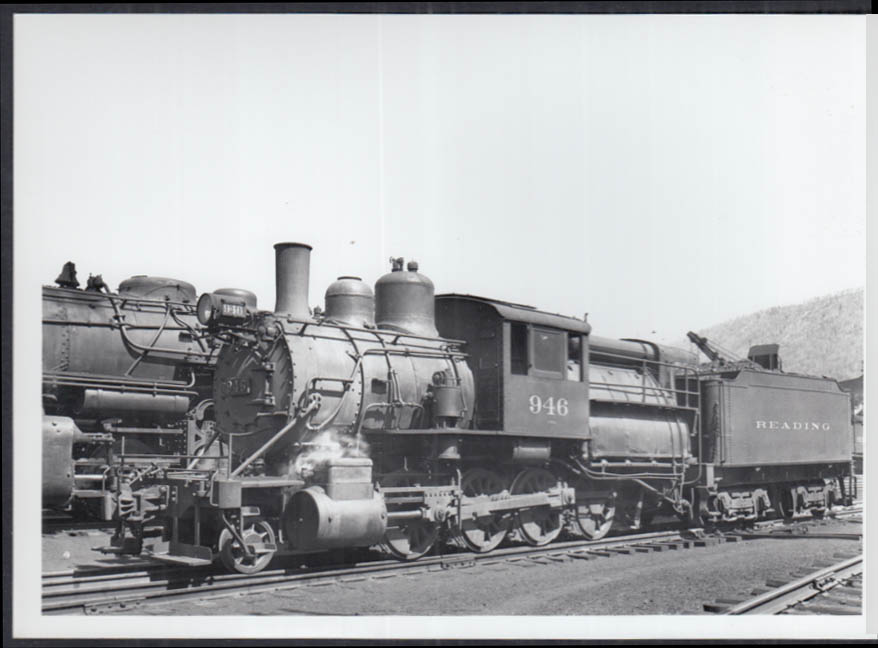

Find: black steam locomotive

[91,242,852,573]
[42,263,222,517]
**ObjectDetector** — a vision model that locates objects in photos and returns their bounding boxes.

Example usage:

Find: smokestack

[274,242,312,319]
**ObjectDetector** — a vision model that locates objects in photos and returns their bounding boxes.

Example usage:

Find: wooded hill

[687,288,863,381]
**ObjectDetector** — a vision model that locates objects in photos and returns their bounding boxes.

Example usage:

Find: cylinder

[43,415,80,508]
[76,389,191,420]
[511,438,551,464]
[433,385,463,419]
[284,486,387,550]
[590,336,696,368]
[324,276,375,328]
[589,336,659,365]
[274,242,312,319]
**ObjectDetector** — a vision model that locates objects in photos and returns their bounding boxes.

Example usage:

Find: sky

[15,14,866,345]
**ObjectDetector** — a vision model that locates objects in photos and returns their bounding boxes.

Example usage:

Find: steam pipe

[274,242,312,319]
[229,394,322,477]
[102,295,214,359]
[387,510,426,520]
[186,423,224,470]
[229,418,299,478]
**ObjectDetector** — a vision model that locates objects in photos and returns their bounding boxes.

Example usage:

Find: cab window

[567,334,583,382]
[531,327,565,379]
[510,322,528,375]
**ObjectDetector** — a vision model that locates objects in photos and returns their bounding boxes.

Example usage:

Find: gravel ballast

[95,519,863,616]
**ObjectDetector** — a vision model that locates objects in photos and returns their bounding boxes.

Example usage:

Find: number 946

[528,395,569,416]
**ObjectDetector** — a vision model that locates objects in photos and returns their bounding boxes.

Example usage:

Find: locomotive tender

[42,263,223,515]
[102,242,853,573]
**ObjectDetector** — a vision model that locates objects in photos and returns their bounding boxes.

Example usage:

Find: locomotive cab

[436,295,700,538]
[435,295,591,440]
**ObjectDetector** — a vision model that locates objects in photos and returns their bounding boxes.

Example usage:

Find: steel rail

[42,528,699,614]
[43,510,856,614]
[723,555,863,615]
[42,505,863,614]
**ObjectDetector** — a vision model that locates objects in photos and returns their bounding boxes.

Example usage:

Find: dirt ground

[42,528,154,573]
[87,518,862,616]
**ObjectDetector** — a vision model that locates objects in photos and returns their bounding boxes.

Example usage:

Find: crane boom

[687,331,724,363]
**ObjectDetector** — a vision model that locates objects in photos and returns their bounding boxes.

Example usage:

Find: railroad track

[722,504,863,541]
[44,505,863,615]
[45,528,727,614]
[707,553,863,615]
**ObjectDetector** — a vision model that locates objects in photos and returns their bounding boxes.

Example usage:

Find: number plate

[221,377,251,396]
[221,302,246,318]
[528,395,569,417]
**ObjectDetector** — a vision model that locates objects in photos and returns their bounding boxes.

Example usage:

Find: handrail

[103,291,215,360]
[263,312,469,347]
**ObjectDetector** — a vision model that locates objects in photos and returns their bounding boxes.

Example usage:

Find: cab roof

[436,293,591,335]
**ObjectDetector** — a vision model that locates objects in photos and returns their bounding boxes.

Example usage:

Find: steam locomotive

[42,263,222,516]
[96,242,852,573]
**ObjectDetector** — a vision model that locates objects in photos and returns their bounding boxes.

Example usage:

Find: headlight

[197,291,253,326]
[197,292,217,326]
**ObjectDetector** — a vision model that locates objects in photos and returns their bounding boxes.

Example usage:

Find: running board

[149,540,214,566]
[150,552,213,566]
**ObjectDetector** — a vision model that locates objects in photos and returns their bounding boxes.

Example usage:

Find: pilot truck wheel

[218,519,277,574]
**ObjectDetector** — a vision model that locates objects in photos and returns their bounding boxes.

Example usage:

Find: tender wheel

[825,487,836,511]
[379,472,439,560]
[454,468,511,553]
[573,481,616,540]
[813,487,835,519]
[218,520,276,574]
[752,494,765,521]
[776,485,796,521]
[510,468,563,547]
